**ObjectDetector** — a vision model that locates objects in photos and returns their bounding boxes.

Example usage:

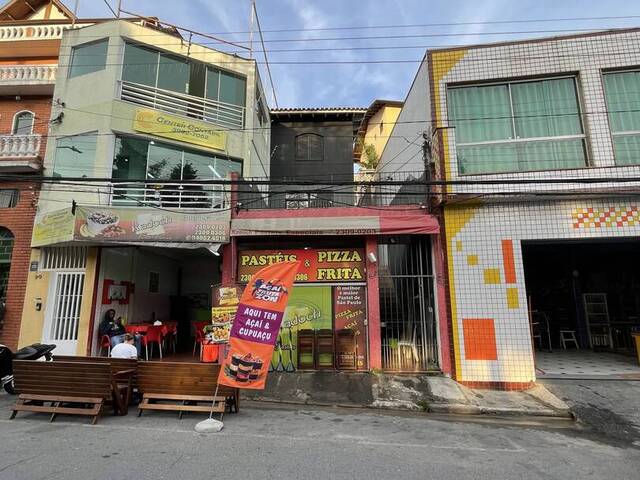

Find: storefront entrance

[92,246,221,357]
[238,246,368,371]
[523,239,640,378]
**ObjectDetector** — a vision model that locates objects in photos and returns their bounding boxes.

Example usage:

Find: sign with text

[238,248,366,283]
[133,108,227,151]
[334,285,368,370]
[218,261,300,390]
[75,206,230,244]
[31,208,75,247]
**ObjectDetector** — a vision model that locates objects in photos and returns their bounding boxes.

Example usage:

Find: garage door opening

[522,239,640,378]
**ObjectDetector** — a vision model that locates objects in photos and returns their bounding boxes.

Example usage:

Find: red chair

[141,326,164,360]
[162,323,177,353]
[192,328,205,357]
[99,335,111,357]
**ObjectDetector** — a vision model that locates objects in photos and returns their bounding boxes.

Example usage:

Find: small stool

[560,330,579,350]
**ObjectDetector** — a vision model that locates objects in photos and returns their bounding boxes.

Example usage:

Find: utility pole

[422,131,432,212]
[248,0,255,59]
[117,0,122,18]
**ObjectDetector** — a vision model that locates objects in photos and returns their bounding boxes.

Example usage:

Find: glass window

[157,54,189,94]
[112,137,148,180]
[448,77,587,174]
[0,228,13,308]
[53,134,98,178]
[0,190,19,208]
[205,67,220,101]
[147,142,183,179]
[603,71,640,165]
[69,39,108,78]
[12,111,34,135]
[295,133,324,162]
[219,71,246,107]
[122,43,158,87]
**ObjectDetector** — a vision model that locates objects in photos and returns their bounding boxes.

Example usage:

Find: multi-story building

[379,28,640,388]
[228,107,445,374]
[17,18,270,355]
[0,0,94,348]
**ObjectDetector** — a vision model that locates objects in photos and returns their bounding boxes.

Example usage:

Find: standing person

[110,334,138,359]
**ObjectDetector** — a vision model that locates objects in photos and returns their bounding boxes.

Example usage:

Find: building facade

[0,0,84,348]
[17,18,270,356]
[380,28,640,388]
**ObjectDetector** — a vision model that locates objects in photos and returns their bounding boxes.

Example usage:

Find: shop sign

[219,261,301,390]
[334,286,367,369]
[238,248,366,283]
[32,206,231,247]
[32,208,75,247]
[132,108,227,152]
[75,206,230,243]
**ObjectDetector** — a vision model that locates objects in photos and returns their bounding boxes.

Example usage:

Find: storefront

[237,247,369,371]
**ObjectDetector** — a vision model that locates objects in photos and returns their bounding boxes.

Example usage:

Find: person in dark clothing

[99,309,142,356]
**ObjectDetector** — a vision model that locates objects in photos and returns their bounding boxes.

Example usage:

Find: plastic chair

[162,324,177,353]
[192,328,205,357]
[142,326,164,360]
[99,335,111,357]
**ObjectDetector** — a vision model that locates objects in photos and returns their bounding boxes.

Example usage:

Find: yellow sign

[32,208,75,247]
[133,108,227,152]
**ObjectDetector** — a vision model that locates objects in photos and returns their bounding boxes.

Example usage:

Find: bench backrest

[137,361,236,397]
[13,360,112,399]
[53,355,138,386]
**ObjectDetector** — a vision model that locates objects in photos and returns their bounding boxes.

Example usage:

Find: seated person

[110,334,138,359]
[99,309,141,356]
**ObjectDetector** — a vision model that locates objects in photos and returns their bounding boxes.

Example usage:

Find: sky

[77,0,640,109]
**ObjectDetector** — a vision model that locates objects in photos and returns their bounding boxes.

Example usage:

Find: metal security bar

[40,246,87,271]
[119,80,245,129]
[49,272,84,342]
[110,182,228,209]
[378,237,438,372]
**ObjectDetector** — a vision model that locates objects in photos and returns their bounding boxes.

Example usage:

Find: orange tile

[463,318,497,361]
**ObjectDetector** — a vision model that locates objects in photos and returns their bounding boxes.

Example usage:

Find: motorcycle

[0,343,56,394]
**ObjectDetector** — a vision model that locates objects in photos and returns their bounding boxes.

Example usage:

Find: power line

[253,1,278,108]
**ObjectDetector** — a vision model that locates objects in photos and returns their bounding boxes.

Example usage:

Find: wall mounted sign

[237,248,366,283]
[133,108,227,151]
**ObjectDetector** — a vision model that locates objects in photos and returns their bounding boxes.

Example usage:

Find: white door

[43,271,85,355]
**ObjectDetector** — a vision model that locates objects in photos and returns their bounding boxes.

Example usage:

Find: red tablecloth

[201,343,220,363]
[125,325,149,334]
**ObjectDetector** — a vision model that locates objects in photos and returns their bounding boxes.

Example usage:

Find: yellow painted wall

[18,247,99,356]
[17,249,50,348]
[360,105,402,164]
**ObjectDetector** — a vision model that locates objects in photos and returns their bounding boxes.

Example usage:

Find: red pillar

[433,233,452,376]
[365,236,381,370]
[221,238,237,284]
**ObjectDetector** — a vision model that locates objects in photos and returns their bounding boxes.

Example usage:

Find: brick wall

[0,95,50,348]
[0,96,52,158]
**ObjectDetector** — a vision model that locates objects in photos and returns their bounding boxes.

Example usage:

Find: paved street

[0,395,638,480]
[542,379,640,445]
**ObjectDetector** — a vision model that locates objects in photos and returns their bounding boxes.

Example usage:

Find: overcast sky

[78,0,640,108]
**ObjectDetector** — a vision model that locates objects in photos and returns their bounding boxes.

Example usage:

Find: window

[0,190,19,208]
[12,111,34,135]
[112,136,242,181]
[148,272,159,293]
[603,70,640,165]
[447,77,587,174]
[0,228,13,307]
[52,133,98,178]
[69,39,108,78]
[295,133,324,162]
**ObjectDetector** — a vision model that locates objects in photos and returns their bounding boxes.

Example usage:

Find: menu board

[334,285,367,370]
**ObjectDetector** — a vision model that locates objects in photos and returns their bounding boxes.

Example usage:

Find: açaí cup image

[249,358,263,380]
[86,211,119,236]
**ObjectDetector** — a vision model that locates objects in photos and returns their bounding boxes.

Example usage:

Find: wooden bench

[137,362,239,419]
[10,360,132,424]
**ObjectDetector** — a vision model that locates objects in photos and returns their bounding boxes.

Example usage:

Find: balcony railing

[0,64,56,83]
[236,171,429,210]
[109,182,228,210]
[0,23,88,42]
[119,80,245,129]
[0,134,41,158]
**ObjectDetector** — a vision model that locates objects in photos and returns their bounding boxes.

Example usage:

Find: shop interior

[523,239,640,376]
[92,246,220,360]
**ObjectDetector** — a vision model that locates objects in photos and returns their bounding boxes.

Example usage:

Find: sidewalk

[242,372,573,418]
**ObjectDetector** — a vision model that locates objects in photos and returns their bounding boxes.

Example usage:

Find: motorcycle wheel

[3,380,16,395]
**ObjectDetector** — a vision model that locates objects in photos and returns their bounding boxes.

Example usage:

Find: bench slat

[144,393,227,402]
[138,403,225,413]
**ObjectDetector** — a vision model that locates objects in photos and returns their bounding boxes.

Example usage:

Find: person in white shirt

[110,334,138,359]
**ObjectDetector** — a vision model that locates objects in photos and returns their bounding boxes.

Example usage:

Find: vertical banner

[218,261,300,390]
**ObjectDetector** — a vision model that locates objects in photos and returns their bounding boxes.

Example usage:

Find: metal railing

[236,171,429,210]
[0,64,56,84]
[109,182,228,210]
[119,80,245,129]
[0,134,41,157]
[0,23,86,42]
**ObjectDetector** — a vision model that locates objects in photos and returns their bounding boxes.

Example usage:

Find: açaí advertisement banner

[218,261,301,390]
